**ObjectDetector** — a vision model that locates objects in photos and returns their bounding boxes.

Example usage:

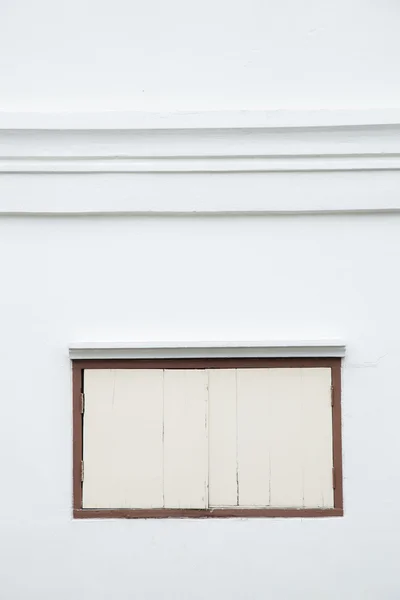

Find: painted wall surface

[0,212,399,598]
[0,0,400,112]
[1,0,400,596]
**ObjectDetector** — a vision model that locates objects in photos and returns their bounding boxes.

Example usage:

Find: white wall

[0,210,399,598]
[1,0,400,112]
[1,0,400,595]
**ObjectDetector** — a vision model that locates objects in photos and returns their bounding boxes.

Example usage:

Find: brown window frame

[72,357,343,519]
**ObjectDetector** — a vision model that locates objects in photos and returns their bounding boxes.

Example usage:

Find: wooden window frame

[72,357,343,519]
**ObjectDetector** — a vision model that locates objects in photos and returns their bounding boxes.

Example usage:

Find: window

[73,358,343,518]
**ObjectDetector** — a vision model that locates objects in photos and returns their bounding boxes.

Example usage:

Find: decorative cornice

[2,110,400,215]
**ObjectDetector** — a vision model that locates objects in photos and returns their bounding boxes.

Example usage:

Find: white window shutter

[82,369,164,509]
[82,366,334,510]
[208,369,238,507]
[163,370,208,509]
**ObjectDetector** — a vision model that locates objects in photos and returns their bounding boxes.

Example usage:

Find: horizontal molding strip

[69,341,346,360]
[1,110,400,174]
[2,109,400,129]
[2,155,400,173]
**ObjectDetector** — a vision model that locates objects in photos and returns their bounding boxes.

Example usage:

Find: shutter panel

[300,368,334,508]
[236,368,272,506]
[235,367,333,508]
[208,369,238,507]
[83,369,164,509]
[163,370,209,509]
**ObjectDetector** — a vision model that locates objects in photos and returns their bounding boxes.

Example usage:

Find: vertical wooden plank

[301,368,334,508]
[163,369,208,509]
[82,369,164,509]
[208,369,238,507]
[267,368,304,508]
[237,368,271,507]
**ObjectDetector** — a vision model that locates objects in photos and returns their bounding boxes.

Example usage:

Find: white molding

[3,155,400,174]
[2,170,400,215]
[68,341,346,360]
[1,111,400,175]
[2,109,400,129]
[2,110,400,214]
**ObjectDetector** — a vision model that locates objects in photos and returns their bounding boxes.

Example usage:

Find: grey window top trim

[69,340,346,360]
